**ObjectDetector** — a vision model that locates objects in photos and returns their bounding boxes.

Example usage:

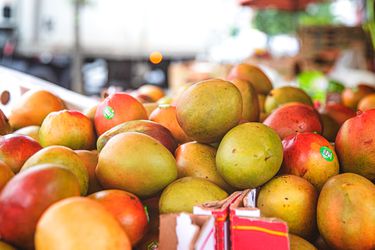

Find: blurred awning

[238,0,319,11]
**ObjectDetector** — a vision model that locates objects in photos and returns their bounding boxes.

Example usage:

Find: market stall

[0,0,374,250]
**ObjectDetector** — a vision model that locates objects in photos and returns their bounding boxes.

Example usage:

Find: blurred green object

[364,0,375,48]
[253,2,338,36]
[298,71,327,102]
[327,80,345,93]
[298,2,338,26]
[253,9,298,36]
[297,71,345,103]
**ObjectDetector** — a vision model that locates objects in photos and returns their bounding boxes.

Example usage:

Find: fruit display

[317,173,375,250]
[176,79,242,143]
[96,132,177,197]
[336,109,375,180]
[263,102,322,139]
[0,109,11,135]
[0,134,42,173]
[159,177,228,214]
[39,110,96,150]
[94,92,148,136]
[0,164,81,249]
[264,86,313,114]
[20,145,89,195]
[230,79,260,122]
[341,84,375,110]
[89,190,149,246]
[216,122,283,189]
[8,90,65,129]
[0,63,374,250]
[96,119,177,153]
[35,197,132,250]
[281,132,339,190]
[257,175,318,240]
[175,142,232,191]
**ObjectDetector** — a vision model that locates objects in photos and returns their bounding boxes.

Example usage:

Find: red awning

[238,0,318,11]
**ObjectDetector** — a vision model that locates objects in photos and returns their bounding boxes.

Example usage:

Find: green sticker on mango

[103,106,115,120]
[320,146,334,162]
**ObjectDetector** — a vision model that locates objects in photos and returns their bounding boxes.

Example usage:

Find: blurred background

[0,0,373,96]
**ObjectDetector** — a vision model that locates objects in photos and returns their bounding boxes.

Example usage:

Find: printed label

[147,241,158,250]
[320,146,334,162]
[103,106,115,120]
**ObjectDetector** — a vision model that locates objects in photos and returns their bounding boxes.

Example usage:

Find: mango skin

[317,173,375,250]
[335,109,375,180]
[97,120,177,154]
[149,104,191,144]
[265,86,313,114]
[176,79,242,143]
[0,134,42,173]
[0,241,16,250]
[21,145,89,195]
[9,90,65,129]
[89,190,148,246]
[289,234,317,250]
[341,84,375,110]
[35,197,131,250]
[39,110,96,150]
[94,92,148,136]
[216,122,283,189]
[0,164,80,249]
[0,109,11,135]
[231,79,260,122]
[159,177,228,214]
[322,103,356,126]
[75,150,102,194]
[263,103,322,140]
[175,142,232,191]
[84,104,97,122]
[0,161,14,191]
[14,125,40,142]
[281,132,339,190]
[257,175,318,240]
[96,132,177,198]
[358,93,375,111]
[227,63,273,95]
[320,114,340,142]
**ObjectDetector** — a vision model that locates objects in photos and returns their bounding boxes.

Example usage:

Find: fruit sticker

[103,106,115,120]
[320,146,334,162]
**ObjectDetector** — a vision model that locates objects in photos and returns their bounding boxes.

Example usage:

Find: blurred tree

[253,9,297,36]
[253,2,337,36]
[298,2,338,26]
[364,0,375,49]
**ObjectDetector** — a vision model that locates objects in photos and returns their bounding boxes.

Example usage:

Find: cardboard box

[159,213,216,250]
[193,192,242,250]
[230,189,290,250]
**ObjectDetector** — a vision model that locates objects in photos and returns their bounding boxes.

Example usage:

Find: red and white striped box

[159,213,216,250]
[229,189,290,250]
[193,191,242,250]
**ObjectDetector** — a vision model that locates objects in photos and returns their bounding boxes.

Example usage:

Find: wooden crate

[298,25,369,60]
[297,25,374,74]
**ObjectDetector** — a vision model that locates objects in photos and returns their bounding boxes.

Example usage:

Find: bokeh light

[149,51,163,64]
